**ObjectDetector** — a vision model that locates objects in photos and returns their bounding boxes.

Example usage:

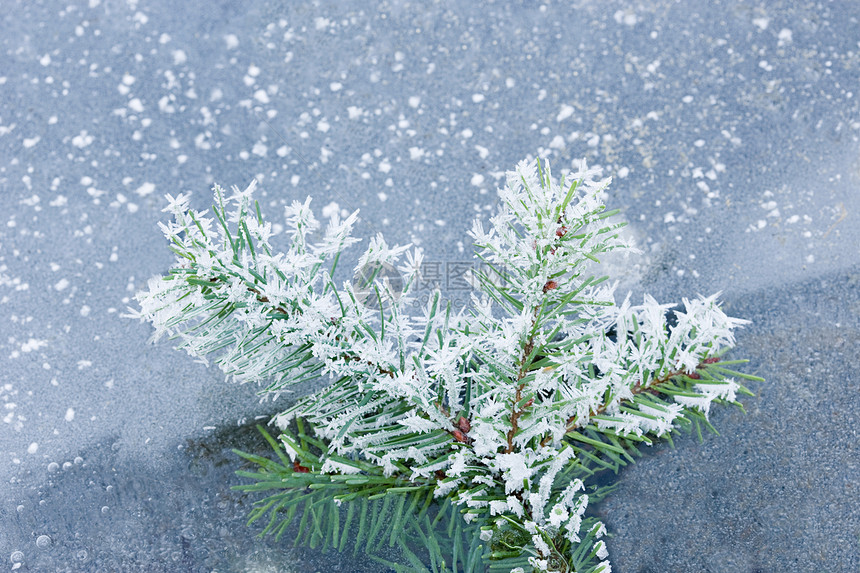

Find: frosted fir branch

[131,156,760,573]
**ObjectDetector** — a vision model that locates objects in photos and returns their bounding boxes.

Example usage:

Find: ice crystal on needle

[131,156,759,573]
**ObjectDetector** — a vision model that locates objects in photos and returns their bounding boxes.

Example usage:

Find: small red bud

[435,470,447,480]
[702,357,720,364]
[457,416,471,433]
[687,372,701,380]
[452,429,468,443]
[524,398,534,408]
[542,280,558,293]
[293,460,310,473]
[556,226,567,237]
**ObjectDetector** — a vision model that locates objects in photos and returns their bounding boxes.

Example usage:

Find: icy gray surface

[1,0,859,571]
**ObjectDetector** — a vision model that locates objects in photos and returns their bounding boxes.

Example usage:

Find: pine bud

[457,416,471,433]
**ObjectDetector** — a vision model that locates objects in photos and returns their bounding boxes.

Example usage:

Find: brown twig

[538,359,718,447]
[503,227,572,453]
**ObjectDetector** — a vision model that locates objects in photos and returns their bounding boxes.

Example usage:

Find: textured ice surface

[1,0,859,571]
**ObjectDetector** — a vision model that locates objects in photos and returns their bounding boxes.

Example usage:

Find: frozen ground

[1,1,859,571]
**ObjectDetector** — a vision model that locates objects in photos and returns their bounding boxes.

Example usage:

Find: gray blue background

[1,1,859,571]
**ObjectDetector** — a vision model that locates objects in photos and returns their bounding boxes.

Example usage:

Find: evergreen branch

[132,156,758,573]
